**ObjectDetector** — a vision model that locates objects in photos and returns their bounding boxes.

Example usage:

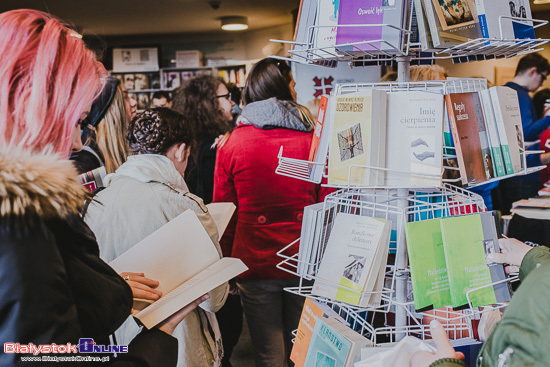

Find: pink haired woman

[0,9,204,366]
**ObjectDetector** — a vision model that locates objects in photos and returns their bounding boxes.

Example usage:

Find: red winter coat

[213,113,332,279]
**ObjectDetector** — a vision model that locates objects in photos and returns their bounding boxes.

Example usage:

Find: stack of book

[404,211,510,312]
[311,212,391,307]
[308,84,524,188]
[292,298,372,367]
[511,196,550,220]
[293,0,535,58]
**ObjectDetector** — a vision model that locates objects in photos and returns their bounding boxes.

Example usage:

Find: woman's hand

[487,238,532,273]
[157,294,210,335]
[411,320,465,367]
[120,272,162,300]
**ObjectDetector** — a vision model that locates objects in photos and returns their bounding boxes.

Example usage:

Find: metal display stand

[272,9,548,347]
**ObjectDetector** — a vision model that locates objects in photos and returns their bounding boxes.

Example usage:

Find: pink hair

[0,9,105,155]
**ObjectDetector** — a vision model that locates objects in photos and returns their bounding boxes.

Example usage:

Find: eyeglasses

[540,72,548,82]
[216,92,232,101]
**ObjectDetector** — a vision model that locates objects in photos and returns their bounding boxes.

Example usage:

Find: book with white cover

[479,89,506,177]
[206,202,236,240]
[313,0,339,59]
[293,0,318,47]
[298,202,325,277]
[414,0,436,51]
[385,90,445,188]
[489,86,524,175]
[312,212,391,307]
[109,210,247,328]
[475,0,535,39]
[328,89,387,186]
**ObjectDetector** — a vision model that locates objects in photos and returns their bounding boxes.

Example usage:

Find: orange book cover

[290,298,329,367]
[445,92,487,186]
[308,95,329,162]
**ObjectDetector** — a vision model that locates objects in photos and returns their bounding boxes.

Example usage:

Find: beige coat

[85,154,228,367]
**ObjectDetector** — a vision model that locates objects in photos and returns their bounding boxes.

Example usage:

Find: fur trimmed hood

[0,148,88,220]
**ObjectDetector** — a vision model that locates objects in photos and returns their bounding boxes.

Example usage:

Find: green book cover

[440,214,497,309]
[405,218,452,311]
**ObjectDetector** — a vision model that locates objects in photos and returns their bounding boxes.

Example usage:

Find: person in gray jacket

[85,108,228,367]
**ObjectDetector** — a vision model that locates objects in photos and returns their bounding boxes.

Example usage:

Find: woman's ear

[175,143,188,163]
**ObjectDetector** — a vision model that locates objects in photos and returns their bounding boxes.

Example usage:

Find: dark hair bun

[127,108,194,155]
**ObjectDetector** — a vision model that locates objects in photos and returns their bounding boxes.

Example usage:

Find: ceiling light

[221,16,248,31]
[534,0,550,3]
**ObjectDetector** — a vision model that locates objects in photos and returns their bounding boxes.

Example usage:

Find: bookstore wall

[276,0,550,366]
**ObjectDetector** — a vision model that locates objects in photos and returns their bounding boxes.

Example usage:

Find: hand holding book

[487,238,532,273]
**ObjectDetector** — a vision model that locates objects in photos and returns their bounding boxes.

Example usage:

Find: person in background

[411,237,550,366]
[213,58,332,367]
[85,108,228,367]
[172,75,239,367]
[226,82,242,125]
[151,91,173,108]
[172,75,234,204]
[493,53,550,213]
[71,76,131,174]
[532,89,550,184]
[0,9,205,366]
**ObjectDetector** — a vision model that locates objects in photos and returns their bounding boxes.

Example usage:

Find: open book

[206,202,236,240]
[109,210,247,329]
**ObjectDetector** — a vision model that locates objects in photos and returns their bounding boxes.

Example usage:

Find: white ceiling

[1,1,548,37]
[0,0,300,36]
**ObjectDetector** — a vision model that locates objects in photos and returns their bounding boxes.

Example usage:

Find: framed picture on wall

[494,66,516,86]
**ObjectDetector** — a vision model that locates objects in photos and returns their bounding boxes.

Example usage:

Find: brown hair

[515,53,550,76]
[409,65,448,81]
[127,108,195,155]
[172,75,232,141]
[243,58,295,104]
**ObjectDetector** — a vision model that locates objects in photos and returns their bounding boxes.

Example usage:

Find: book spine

[489,88,514,175]
[445,95,469,185]
[475,0,489,38]
[480,90,506,177]
[422,0,441,47]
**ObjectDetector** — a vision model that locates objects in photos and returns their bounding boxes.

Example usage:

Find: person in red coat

[213,59,332,366]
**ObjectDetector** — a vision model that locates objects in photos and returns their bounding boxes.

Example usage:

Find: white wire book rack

[272,16,548,66]
[276,78,545,190]
[277,184,517,343]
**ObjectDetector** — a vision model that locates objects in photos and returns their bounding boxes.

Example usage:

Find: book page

[109,210,220,295]
[206,202,236,240]
[137,257,247,328]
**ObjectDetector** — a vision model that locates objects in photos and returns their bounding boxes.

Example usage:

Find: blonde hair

[92,85,129,173]
[409,65,448,81]
[296,104,316,130]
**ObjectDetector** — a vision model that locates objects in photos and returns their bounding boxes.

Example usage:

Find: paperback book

[304,317,370,367]
[422,0,482,48]
[335,0,407,53]
[312,212,391,307]
[314,0,340,59]
[385,90,445,188]
[109,210,247,328]
[475,0,535,39]
[405,217,452,311]
[291,298,350,367]
[308,95,333,183]
[440,212,511,309]
[445,92,492,186]
[488,86,524,175]
[479,89,506,177]
[327,89,387,186]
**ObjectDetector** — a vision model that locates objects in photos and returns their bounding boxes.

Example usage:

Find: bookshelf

[110,63,247,111]
[272,0,550,353]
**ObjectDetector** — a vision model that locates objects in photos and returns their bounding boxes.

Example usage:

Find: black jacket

[0,149,177,366]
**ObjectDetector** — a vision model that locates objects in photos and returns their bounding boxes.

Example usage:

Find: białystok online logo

[4,339,128,355]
